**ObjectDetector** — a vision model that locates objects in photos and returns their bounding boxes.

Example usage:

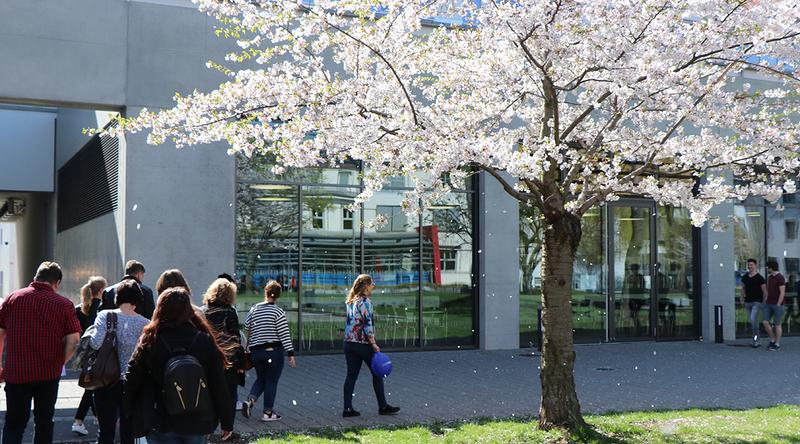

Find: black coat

[123,323,234,437]
[75,298,102,332]
[200,303,245,386]
[101,275,155,319]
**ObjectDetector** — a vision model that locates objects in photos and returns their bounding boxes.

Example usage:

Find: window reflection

[422,194,475,347]
[234,181,299,344]
[767,206,800,335]
[236,159,476,351]
[301,186,360,351]
[363,190,420,348]
[734,205,765,337]
[519,207,604,347]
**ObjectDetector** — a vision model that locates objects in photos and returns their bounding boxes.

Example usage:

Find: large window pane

[767,206,800,336]
[363,190,420,348]
[301,185,361,351]
[519,206,605,346]
[519,205,542,347]
[422,193,475,347]
[734,205,766,337]
[235,182,299,344]
[656,206,695,338]
[612,206,652,340]
[573,207,605,342]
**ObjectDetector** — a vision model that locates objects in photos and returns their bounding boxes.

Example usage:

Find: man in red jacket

[0,261,82,444]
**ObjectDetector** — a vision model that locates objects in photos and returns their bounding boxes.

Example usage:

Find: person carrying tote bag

[79,312,119,390]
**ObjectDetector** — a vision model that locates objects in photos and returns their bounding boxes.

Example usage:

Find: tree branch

[296,3,424,129]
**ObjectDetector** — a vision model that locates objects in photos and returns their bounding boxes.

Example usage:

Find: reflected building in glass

[235,154,792,352]
[235,158,476,352]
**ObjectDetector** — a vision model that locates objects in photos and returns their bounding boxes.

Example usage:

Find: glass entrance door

[608,203,698,340]
[610,204,654,340]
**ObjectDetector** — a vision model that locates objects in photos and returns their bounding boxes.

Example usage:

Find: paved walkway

[3,337,800,442]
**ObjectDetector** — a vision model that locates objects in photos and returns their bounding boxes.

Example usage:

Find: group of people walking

[0,260,399,444]
[740,258,788,350]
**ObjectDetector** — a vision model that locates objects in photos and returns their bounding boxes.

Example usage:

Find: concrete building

[0,0,790,352]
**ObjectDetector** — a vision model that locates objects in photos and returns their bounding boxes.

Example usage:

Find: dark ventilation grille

[57,122,119,232]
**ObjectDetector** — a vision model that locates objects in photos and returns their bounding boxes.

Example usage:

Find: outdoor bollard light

[714,305,724,343]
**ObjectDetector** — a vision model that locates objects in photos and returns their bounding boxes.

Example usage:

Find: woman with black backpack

[125,287,234,443]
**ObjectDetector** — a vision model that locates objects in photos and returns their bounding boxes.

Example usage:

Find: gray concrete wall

[0,0,127,107]
[0,1,240,300]
[478,172,520,349]
[53,108,125,299]
[0,109,56,192]
[122,120,235,304]
[700,172,737,341]
[125,1,232,109]
[54,212,125,301]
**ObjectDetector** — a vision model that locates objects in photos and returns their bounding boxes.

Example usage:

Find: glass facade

[520,201,697,346]
[735,195,800,337]
[519,206,605,346]
[236,157,476,352]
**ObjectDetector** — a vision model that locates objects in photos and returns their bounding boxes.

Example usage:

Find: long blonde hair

[80,276,107,315]
[346,274,374,305]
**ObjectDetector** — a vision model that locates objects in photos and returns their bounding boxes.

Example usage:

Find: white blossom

[106,0,800,227]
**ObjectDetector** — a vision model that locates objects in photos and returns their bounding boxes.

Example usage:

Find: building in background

[0,0,788,352]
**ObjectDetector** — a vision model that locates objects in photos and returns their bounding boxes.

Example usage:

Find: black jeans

[93,381,133,444]
[75,389,95,421]
[342,342,387,410]
[2,379,59,444]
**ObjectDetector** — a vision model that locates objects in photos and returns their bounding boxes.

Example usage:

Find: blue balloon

[370,351,393,378]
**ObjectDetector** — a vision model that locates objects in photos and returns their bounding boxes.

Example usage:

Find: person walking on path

[0,261,82,444]
[101,260,156,319]
[763,260,787,351]
[341,274,400,418]
[72,275,108,436]
[740,259,767,348]
[124,287,233,443]
[242,281,297,421]
[87,279,150,444]
[201,278,246,427]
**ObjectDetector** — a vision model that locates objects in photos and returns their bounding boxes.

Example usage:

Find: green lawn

[249,405,800,443]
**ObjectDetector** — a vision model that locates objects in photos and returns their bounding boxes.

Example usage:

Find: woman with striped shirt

[242,281,296,421]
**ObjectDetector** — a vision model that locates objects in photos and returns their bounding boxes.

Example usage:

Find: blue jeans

[343,341,387,410]
[248,347,284,413]
[745,302,761,338]
[146,431,205,444]
[763,304,785,326]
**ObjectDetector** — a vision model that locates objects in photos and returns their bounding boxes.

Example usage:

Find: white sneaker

[261,411,282,421]
[72,422,89,436]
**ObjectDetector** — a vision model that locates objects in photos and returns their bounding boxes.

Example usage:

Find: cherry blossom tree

[110,0,800,429]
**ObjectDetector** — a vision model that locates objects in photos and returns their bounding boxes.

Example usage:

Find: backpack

[78,312,120,390]
[159,332,213,417]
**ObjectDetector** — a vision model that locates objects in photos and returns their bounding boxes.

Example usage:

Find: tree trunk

[538,213,586,430]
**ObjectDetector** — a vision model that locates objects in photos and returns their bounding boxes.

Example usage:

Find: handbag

[243,351,254,371]
[79,312,120,390]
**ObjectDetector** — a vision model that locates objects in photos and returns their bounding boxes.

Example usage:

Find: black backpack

[159,332,212,417]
